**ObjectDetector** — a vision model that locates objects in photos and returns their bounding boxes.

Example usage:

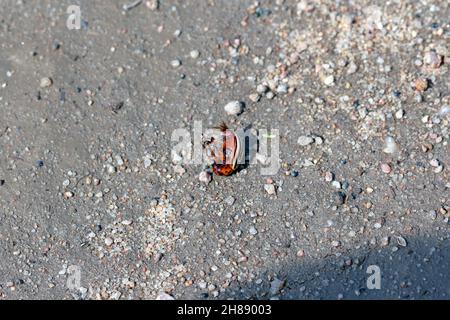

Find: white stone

[199,171,212,184]
[383,136,398,154]
[249,226,258,235]
[256,84,268,94]
[297,135,314,146]
[224,101,243,115]
[40,77,52,88]
[331,181,341,189]
[264,184,276,195]
[190,50,200,59]
[170,59,181,68]
[323,75,334,86]
[104,237,114,246]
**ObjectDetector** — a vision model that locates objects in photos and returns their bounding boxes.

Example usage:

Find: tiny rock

[104,237,114,246]
[64,191,74,199]
[170,59,182,68]
[331,240,341,247]
[199,171,212,184]
[145,0,159,11]
[270,278,285,295]
[323,75,335,86]
[224,101,244,116]
[429,159,440,167]
[396,236,407,247]
[224,196,235,206]
[297,135,314,146]
[331,181,341,189]
[174,164,186,175]
[414,78,428,92]
[249,226,258,235]
[106,164,116,174]
[266,91,275,99]
[381,163,391,174]
[434,165,443,173]
[276,84,288,94]
[156,292,175,300]
[190,49,200,59]
[383,136,398,154]
[395,109,404,119]
[334,191,346,205]
[143,156,152,168]
[381,237,390,246]
[264,183,276,195]
[40,77,53,88]
[347,61,358,74]
[256,84,268,94]
[423,51,442,69]
[249,93,260,102]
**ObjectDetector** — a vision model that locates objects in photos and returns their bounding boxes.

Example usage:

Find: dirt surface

[0,0,449,300]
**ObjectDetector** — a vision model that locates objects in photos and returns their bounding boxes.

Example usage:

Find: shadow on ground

[218,234,450,300]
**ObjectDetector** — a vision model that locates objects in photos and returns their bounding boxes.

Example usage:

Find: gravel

[0,0,449,301]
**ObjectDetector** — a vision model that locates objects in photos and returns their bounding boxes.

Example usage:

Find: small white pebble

[256,84,268,94]
[325,171,334,182]
[383,136,398,154]
[106,164,116,174]
[64,191,74,199]
[331,240,341,247]
[224,101,244,116]
[190,50,200,59]
[40,77,53,88]
[264,183,276,195]
[395,109,404,119]
[104,237,114,246]
[381,163,391,174]
[249,93,260,102]
[145,0,159,11]
[323,75,334,86]
[266,91,275,99]
[331,181,341,189]
[199,171,212,184]
[429,159,440,167]
[297,135,314,146]
[249,226,258,235]
[170,59,181,68]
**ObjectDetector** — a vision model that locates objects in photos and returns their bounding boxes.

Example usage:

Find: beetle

[203,123,240,176]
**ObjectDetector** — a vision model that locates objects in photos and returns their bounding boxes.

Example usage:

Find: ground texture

[0,0,449,299]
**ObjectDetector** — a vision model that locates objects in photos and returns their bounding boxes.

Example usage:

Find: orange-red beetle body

[204,123,240,176]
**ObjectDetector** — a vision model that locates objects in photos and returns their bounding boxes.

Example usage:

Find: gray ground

[0,0,449,300]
